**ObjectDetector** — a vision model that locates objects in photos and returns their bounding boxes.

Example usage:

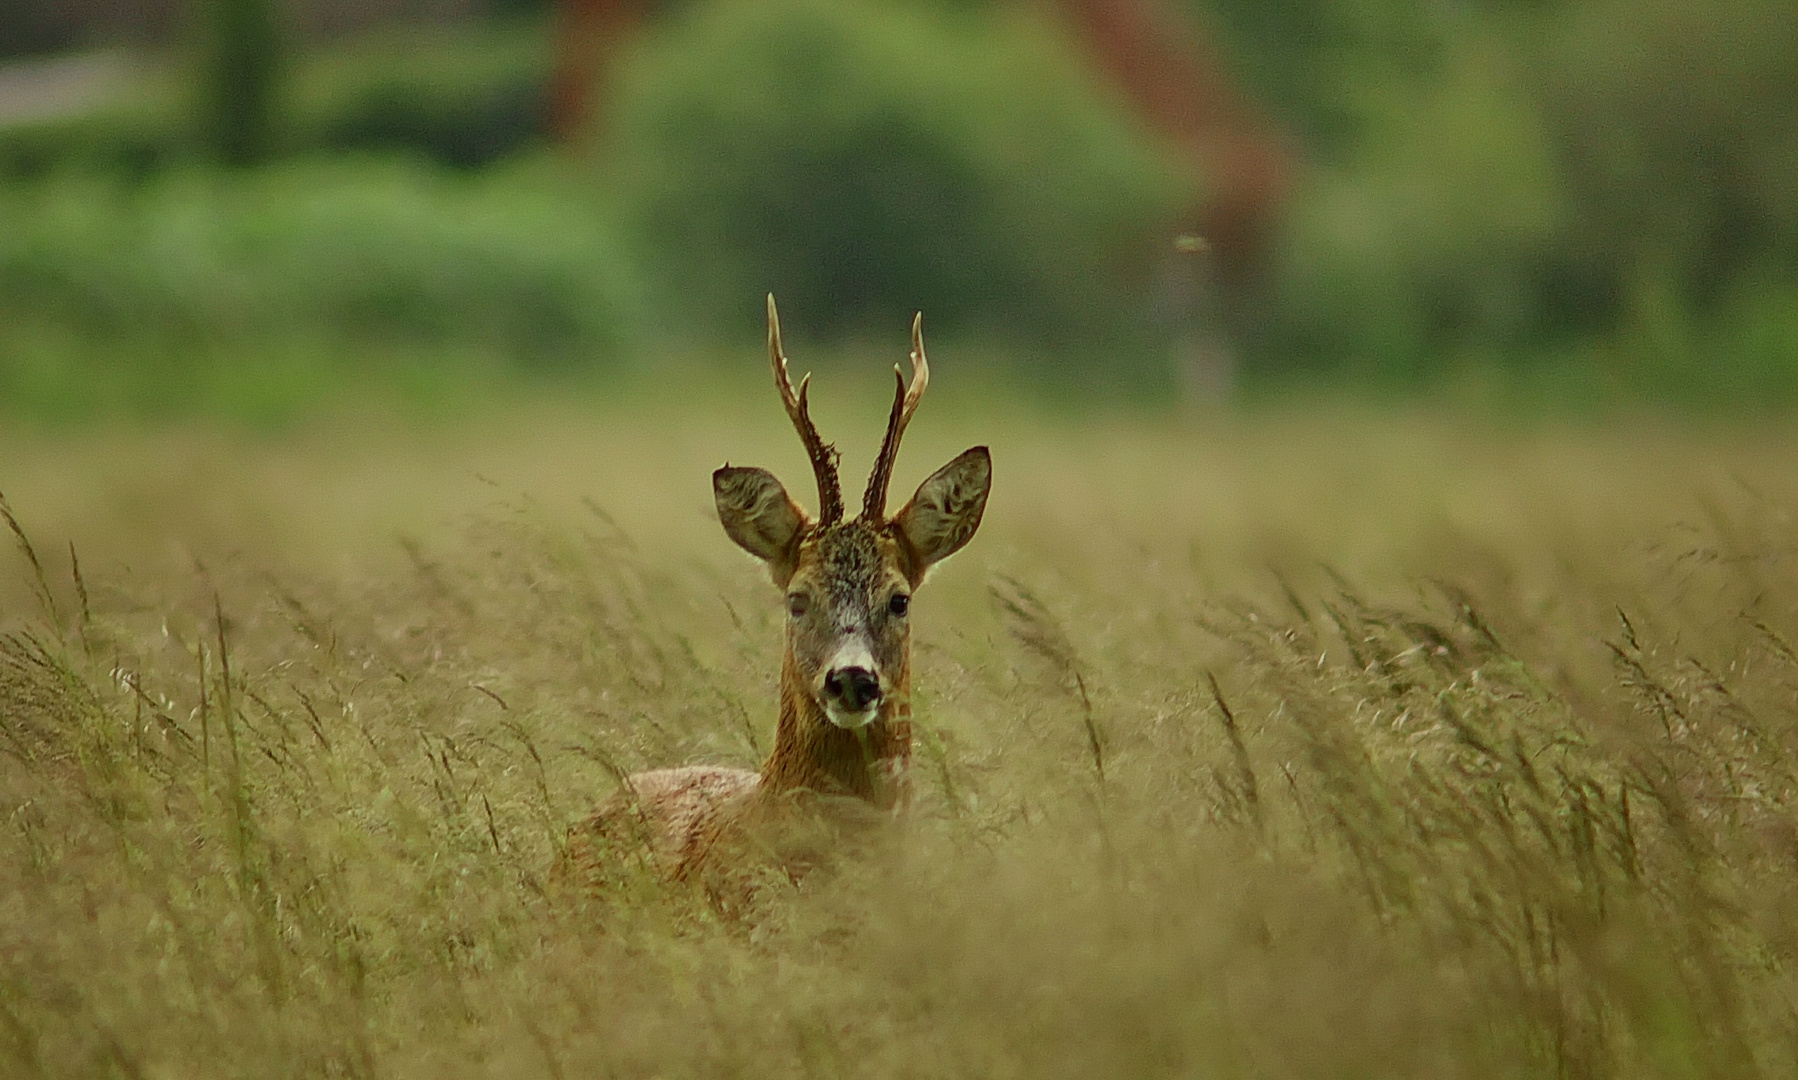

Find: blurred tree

[1059,0,1292,289]
[546,0,654,139]
[1185,0,1448,161]
[199,0,282,165]
[1257,36,1574,381]
[1536,0,1798,310]
[1180,0,1798,395]
[602,0,1191,360]
[1055,0,1296,402]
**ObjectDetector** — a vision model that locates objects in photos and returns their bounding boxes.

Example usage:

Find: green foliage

[0,24,551,180]
[0,160,642,387]
[1534,0,1798,303]
[199,0,283,166]
[602,0,1194,348]
[1607,267,1798,409]
[289,24,551,168]
[3,0,1794,409]
[1217,0,1798,397]
[0,102,190,184]
[1191,0,1449,160]
[1256,37,1573,381]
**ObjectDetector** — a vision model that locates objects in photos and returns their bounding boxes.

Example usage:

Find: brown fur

[560,528,916,890]
[560,303,986,898]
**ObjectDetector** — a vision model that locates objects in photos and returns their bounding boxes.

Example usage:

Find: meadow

[3,396,1798,1078]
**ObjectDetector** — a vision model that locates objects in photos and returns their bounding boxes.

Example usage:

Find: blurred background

[0,0,1794,422]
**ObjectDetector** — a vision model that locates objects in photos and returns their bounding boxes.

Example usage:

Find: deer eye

[787,593,810,618]
[888,593,910,618]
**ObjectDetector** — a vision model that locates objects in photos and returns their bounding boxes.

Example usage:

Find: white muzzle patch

[820,640,882,729]
[824,702,881,729]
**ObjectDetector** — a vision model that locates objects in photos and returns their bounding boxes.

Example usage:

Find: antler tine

[862,311,930,522]
[767,294,844,525]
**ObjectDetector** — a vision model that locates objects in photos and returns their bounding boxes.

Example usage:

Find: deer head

[715,296,990,733]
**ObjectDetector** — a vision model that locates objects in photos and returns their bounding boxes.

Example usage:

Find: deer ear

[715,467,808,577]
[894,446,990,577]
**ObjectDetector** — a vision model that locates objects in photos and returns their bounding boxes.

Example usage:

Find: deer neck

[758,646,911,809]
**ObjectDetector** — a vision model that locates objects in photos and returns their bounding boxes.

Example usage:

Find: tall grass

[1,409,1797,1076]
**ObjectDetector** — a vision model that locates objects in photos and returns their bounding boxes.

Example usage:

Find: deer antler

[767,294,844,525]
[862,312,930,522]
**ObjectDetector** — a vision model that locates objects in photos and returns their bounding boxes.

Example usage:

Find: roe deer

[564,296,990,889]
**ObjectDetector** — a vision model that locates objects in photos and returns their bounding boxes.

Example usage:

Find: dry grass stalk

[0,415,1795,1076]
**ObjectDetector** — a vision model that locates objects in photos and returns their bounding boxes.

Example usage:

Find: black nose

[823,667,883,712]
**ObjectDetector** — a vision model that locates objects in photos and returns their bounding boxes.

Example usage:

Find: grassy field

[3,398,1798,1077]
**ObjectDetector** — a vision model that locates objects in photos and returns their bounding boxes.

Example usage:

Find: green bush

[1534,0,1798,307]
[1196,0,1798,401]
[1604,268,1798,409]
[0,25,551,181]
[291,24,551,168]
[199,0,282,166]
[1253,36,1572,383]
[0,159,641,370]
[0,107,187,183]
[1188,0,1449,162]
[602,0,1194,350]
[0,54,192,183]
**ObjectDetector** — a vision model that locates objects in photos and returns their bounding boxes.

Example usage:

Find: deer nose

[823,666,883,713]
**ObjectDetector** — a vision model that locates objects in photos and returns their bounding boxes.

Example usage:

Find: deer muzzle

[819,643,884,728]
